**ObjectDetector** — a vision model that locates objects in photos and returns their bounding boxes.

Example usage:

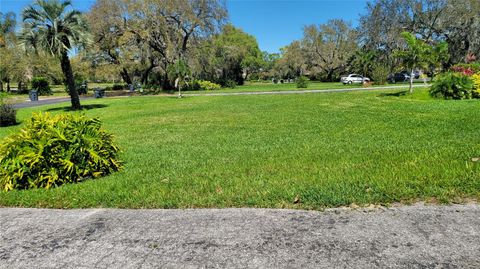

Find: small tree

[168,59,190,98]
[395,32,430,94]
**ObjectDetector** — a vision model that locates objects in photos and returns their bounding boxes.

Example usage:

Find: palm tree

[352,49,376,80]
[20,0,90,110]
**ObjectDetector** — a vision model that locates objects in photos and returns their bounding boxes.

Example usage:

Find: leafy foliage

[0,94,16,127]
[113,84,125,91]
[472,73,480,98]
[195,24,263,86]
[351,49,376,77]
[371,64,389,85]
[429,72,475,100]
[167,59,190,93]
[197,80,221,91]
[224,80,237,89]
[450,63,480,76]
[296,76,309,88]
[20,0,91,110]
[302,19,358,82]
[0,113,122,191]
[31,77,52,95]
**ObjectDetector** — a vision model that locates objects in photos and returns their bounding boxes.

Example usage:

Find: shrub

[371,64,389,85]
[0,113,122,191]
[429,72,475,100]
[224,80,237,89]
[197,80,221,91]
[472,73,480,98]
[0,103,16,127]
[183,80,201,91]
[76,80,88,95]
[31,77,52,96]
[296,76,309,88]
[112,84,125,91]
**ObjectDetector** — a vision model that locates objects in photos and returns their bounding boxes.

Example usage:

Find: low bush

[224,80,237,89]
[0,113,122,191]
[472,73,480,98]
[450,63,480,76]
[371,64,390,85]
[296,76,309,88]
[112,84,125,91]
[31,77,52,96]
[429,72,475,100]
[197,80,221,91]
[0,103,16,127]
[183,80,200,91]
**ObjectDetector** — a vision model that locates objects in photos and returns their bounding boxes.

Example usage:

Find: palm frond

[19,0,89,56]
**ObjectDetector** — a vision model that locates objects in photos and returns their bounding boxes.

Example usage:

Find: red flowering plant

[466,53,476,63]
[450,63,480,76]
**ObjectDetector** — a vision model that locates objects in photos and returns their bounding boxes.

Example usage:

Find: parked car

[410,70,420,79]
[340,74,370,84]
[387,73,410,83]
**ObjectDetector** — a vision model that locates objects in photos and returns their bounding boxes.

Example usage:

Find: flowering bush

[450,63,480,76]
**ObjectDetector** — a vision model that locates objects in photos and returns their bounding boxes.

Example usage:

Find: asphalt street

[1,204,479,268]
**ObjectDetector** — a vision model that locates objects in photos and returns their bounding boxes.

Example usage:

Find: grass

[3,81,423,102]
[181,80,426,94]
[0,87,479,209]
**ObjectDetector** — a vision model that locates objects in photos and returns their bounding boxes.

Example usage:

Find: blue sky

[0,0,369,53]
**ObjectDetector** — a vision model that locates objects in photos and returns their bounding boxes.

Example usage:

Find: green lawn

[4,81,422,103]
[0,87,479,209]
[182,81,424,94]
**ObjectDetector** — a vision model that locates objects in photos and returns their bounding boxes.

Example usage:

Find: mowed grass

[0,88,479,209]
[182,80,423,94]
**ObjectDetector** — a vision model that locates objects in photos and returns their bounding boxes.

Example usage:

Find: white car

[341,74,370,85]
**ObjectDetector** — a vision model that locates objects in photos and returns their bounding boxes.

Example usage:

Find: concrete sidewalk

[0,204,478,268]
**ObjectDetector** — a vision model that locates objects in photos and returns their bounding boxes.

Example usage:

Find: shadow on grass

[378,90,408,97]
[0,121,22,128]
[45,104,109,112]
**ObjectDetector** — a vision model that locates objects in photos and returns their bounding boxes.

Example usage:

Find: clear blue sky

[0,0,369,53]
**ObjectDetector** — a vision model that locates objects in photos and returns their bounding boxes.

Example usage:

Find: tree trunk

[327,70,334,82]
[0,81,3,92]
[60,52,81,110]
[18,81,22,93]
[409,67,414,94]
[6,79,10,92]
[162,77,175,90]
[141,65,154,85]
[120,68,132,85]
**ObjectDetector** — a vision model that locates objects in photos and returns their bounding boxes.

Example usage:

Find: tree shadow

[45,104,109,112]
[0,121,22,128]
[378,90,408,97]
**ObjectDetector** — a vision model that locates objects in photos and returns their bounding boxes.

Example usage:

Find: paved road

[12,84,428,109]
[1,204,478,268]
[12,97,94,109]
